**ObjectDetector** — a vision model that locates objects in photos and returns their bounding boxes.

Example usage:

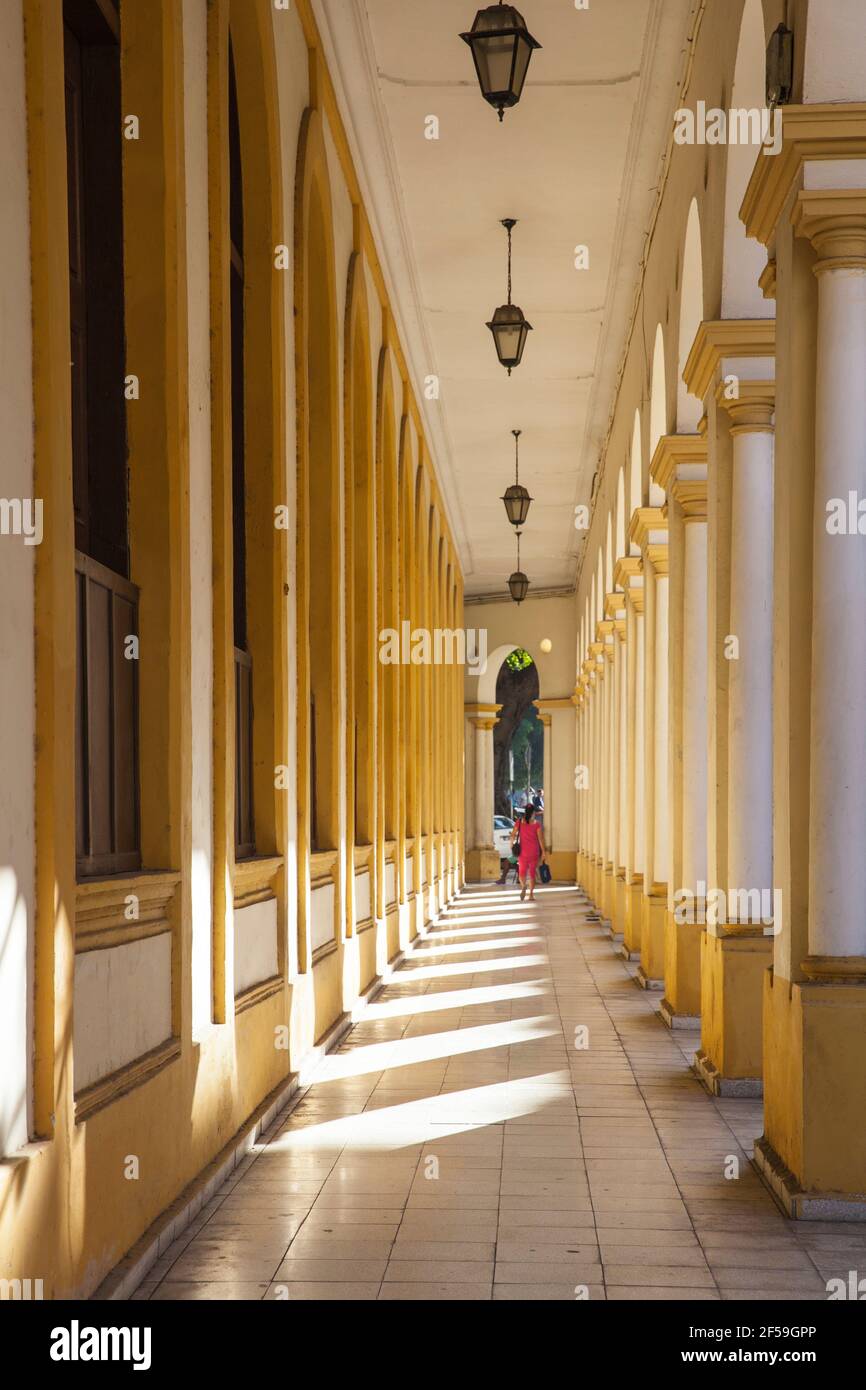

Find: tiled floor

[132,885,866,1301]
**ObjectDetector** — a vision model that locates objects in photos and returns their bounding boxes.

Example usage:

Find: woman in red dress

[512,804,547,902]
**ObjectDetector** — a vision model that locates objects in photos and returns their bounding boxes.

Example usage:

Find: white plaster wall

[549,708,576,853]
[183,0,214,1039]
[74,937,173,1093]
[463,595,578,704]
[385,862,396,905]
[0,0,35,1155]
[804,0,866,103]
[405,856,413,894]
[234,898,279,996]
[311,882,335,953]
[354,869,371,923]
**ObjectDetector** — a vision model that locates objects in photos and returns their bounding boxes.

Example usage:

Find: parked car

[493,815,514,858]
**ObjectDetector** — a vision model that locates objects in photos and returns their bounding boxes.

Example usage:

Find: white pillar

[472,717,496,850]
[653,572,670,887]
[541,714,552,847]
[682,519,708,891]
[617,625,628,871]
[725,388,775,914]
[606,642,616,866]
[633,608,646,880]
[803,212,866,959]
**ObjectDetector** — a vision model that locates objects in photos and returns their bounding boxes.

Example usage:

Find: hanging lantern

[507,531,530,604]
[487,219,532,374]
[460,4,541,122]
[502,429,532,528]
[766,23,794,107]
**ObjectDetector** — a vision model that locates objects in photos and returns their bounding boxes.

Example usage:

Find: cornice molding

[683,319,776,404]
[649,433,708,493]
[792,189,866,272]
[628,506,667,552]
[741,104,866,248]
[715,379,776,432]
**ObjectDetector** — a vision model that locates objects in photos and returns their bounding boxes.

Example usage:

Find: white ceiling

[315,0,694,598]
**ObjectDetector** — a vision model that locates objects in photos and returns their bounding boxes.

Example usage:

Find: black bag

[538,861,552,885]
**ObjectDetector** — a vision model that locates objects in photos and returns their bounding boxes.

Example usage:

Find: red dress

[517,820,543,878]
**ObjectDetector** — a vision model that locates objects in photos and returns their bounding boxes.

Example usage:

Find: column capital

[715,379,776,433]
[671,477,708,522]
[465,702,501,731]
[615,555,645,615]
[792,189,866,273]
[613,554,640,589]
[649,433,708,494]
[683,319,775,405]
[629,507,668,575]
[603,590,626,620]
[535,697,576,714]
[759,259,777,300]
[741,104,866,247]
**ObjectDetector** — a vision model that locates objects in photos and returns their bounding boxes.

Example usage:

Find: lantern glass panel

[475,34,516,98]
[511,33,533,99]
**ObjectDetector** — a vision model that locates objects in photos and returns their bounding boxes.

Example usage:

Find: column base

[663,908,701,1021]
[659,997,700,1029]
[616,941,640,962]
[693,1047,762,1097]
[698,926,772,1090]
[601,865,616,926]
[753,1136,866,1222]
[612,872,627,939]
[465,848,502,882]
[622,875,643,957]
[547,849,576,883]
[761,968,866,1215]
[636,965,664,992]
[640,886,667,987]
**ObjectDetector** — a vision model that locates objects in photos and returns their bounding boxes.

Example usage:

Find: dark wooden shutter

[75,554,140,876]
[229,39,254,860]
[65,0,140,878]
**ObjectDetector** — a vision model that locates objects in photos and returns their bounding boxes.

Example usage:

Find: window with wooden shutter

[65,0,140,878]
[229,39,255,860]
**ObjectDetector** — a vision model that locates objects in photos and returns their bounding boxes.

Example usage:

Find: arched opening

[296,110,340,859]
[649,324,667,504]
[615,467,626,563]
[345,259,375,852]
[379,369,399,846]
[493,649,542,820]
[629,409,643,550]
[399,425,416,867]
[678,199,705,432]
[605,512,614,598]
[722,0,769,318]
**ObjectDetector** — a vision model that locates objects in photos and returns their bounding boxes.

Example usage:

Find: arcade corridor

[129,887,849,1302]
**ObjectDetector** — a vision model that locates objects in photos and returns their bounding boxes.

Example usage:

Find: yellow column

[744,129,866,1209]
[614,555,644,959]
[631,507,669,989]
[603,591,627,939]
[682,320,776,1091]
[651,436,709,1027]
